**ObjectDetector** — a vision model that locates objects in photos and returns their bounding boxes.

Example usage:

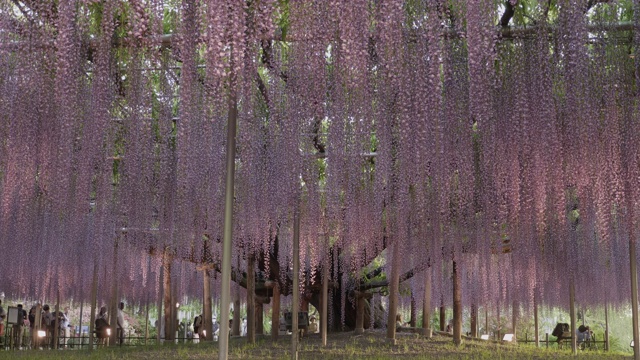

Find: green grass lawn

[0,333,633,359]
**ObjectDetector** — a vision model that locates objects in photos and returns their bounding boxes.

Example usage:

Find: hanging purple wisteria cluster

[0,0,638,321]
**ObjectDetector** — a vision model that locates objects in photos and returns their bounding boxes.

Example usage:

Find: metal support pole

[218,83,238,360]
[291,212,300,360]
[321,262,328,346]
[630,237,640,360]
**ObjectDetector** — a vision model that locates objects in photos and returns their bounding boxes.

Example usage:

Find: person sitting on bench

[576,325,591,344]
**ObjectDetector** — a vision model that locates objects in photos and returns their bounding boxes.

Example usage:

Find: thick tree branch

[499,1,516,28]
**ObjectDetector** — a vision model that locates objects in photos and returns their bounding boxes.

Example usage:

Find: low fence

[0,323,201,350]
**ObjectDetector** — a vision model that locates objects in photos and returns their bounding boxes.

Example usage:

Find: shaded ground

[0,332,632,359]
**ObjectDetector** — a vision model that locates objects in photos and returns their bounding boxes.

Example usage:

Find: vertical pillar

[409,297,416,328]
[321,263,328,346]
[422,267,431,337]
[355,295,365,334]
[163,253,173,341]
[256,301,264,335]
[54,289,60,349]
[218,76,238,360]
[272,283,280,341]
[512,300,517,342]
[439,304,446,332]
[145,302,150,346]
[569,279,577,355]
[203,269,212,340]
[470,304,477,338]
[605,302,609,351]
[386,242,400,345]
[110,240,120,346]
[534,295,539,347]
[156,264,164,344]
[485,307,488,336]
[78,299,84,343]
[89,262,98,350]
[452,261,462,346]
[247,254,256,343]
[630,237,640,360]
[497,303,501,340]
[291,212,300,360]
[233,296,240,336]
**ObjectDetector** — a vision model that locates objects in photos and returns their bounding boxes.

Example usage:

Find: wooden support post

[321,263,328,346]
[452,261,462,346]
[54,288,60,349]
[605,302,609,351]
[534,294,539,347]
[485,307,488,336]
[272,283,280,341]
[78,298,84,343]
[570,279,577,355]
[233,295,240,336]
[546,332,549,348]
[171,285,176,342]
[163,252,173,341]
[145,301,150,346]
[386,243,400,345]
[256,301,264,335]
[247,254,256,343]
[355,295,365,334]
[291,212,300,360]
[470,304,477,338]
[512,300,517,343]
[409,296,417,328]
[631,237,640,360]
[534,296,539,347]
[156,265,164,344]
[497,303,501,340]
[422,267,431,338]
[203,269,212,340]
[89,262,98,350]
[110,240,120,346]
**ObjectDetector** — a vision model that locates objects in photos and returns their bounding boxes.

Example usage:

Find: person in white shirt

[117,302,125,345]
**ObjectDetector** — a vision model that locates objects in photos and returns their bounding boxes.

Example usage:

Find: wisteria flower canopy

[0,0,638,321]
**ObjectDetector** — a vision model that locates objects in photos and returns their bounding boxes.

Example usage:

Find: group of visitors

[0,300,71,349]
[94,302,126,346]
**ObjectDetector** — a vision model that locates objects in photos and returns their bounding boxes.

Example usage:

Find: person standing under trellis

[117,302,125,345]
[0,300,5,344]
